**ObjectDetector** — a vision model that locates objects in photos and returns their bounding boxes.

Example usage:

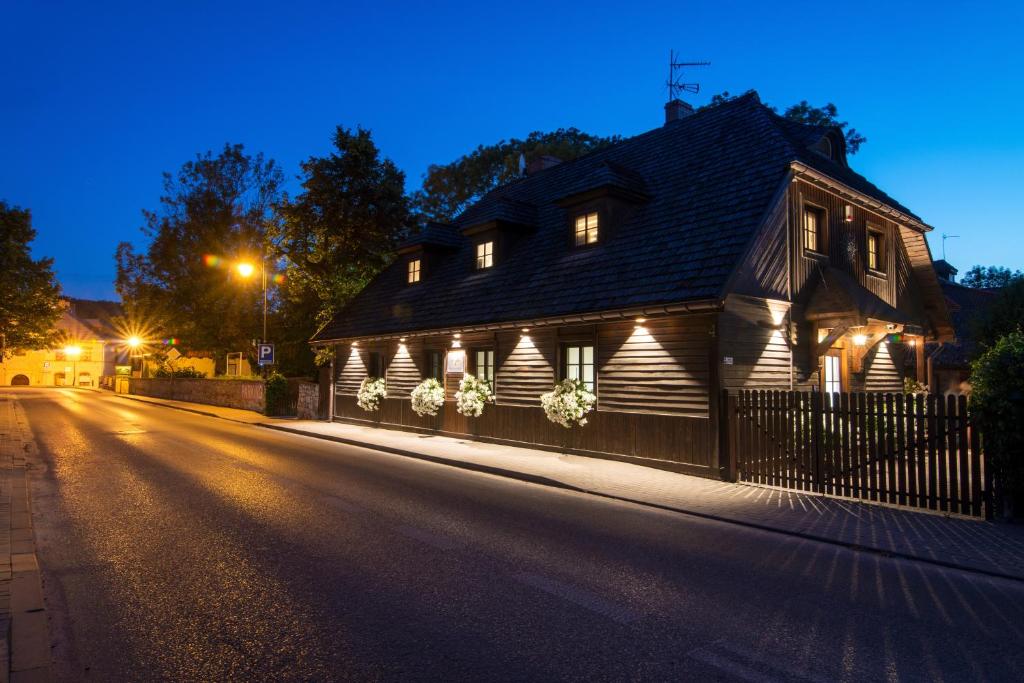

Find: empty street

[8,387,1022,681]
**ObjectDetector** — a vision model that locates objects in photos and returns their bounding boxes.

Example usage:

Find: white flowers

[455,375,494,417]
[541,379,597,428]
[357,377,387,412]
[410,378,445,417]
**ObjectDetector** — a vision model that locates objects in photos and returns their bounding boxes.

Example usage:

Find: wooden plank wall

[495,329,556,407]
[597,316,712,416]
[385,338,424,396]
[731,191,789,300]
[863,341,904,392]
[790,180,914,309]
[335,345,368,393]
[718,296,792,391]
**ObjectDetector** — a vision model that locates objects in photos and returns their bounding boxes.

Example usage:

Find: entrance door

[822,350,842,395]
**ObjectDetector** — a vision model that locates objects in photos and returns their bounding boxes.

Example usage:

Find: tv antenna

[941,233,959,260]
[667,50,710,102]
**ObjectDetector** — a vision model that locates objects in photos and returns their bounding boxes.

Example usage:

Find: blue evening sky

[2,0,1021,299]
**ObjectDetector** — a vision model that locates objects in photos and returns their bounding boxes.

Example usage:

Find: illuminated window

[474,349,494,385]
[574,211,599,246]
[822,351,842,395]
[407,258,421,283]
[867,231,883,272]
[562,344,595,392]
[804,205,825,254]
[476,241,494,269]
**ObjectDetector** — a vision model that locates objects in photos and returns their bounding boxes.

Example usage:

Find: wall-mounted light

[853,334,867,346]
[908,338,917,347]
[399,337,406,342]
[453,333,461,339]
[351,341,359,347]
[521,328,530,333]
[844,204,854,222]
[635,317,646,324]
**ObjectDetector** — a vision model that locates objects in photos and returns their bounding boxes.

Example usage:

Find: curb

[111,394,260,424]
[108,394,1024,584]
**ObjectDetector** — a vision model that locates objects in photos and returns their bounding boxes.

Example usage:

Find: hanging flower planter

[357,377,387,412]
[410,378,445,417]
[455,375,493,417]
[540,379,597,428]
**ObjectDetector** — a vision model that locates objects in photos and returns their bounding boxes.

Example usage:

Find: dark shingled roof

[398,222,462,251]
[314,92,919,342]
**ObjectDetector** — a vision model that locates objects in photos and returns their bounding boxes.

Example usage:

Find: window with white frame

[474,349,494,385]
[562,344,595,392]
[574,211,599,246]
[476,241,494,269]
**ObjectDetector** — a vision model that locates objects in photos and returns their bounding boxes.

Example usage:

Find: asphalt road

[13,387,1024,681]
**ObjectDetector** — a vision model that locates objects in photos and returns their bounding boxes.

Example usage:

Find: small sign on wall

[722,356,734,365]
[446,349,466,374]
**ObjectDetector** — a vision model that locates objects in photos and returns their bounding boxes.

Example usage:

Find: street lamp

[64,344,81,387]
[235,259,267,343]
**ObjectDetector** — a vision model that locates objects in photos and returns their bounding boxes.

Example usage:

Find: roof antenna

[667,49,710,102]
[941,233,959,260]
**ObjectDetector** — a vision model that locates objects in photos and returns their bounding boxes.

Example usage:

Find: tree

[701,91,866,153]
[960,264,1024,289]
[970,330,1024,513]
[0,202,63,359]
[272,126,411,375]
[115,144,284,363]
[413,128,620,223]
[972,279,1024,350]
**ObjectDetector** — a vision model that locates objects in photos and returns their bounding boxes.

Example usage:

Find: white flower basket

[357,377,387,412]
[410,378,445,417]
[455,375,493,417]
[540,379,596,428]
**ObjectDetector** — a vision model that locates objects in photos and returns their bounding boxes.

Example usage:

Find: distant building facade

[1,299,126,387]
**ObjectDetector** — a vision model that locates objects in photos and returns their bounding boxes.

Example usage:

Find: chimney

[664,98,694,124]
[526,155,562,175]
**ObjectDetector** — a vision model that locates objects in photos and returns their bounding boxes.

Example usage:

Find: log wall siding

[863,341,905,392]
[597,316,712,416]
[385,339,424,396]
[335,345,369,394]
[495,329,556,407]
[718,296,793,391]
[790,180,917,310]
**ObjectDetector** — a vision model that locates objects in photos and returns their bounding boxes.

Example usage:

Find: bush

[971,330,1024,514]
[154,366,207,378]
[264,372,289,416]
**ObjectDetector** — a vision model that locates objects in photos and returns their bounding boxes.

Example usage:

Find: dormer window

[476,241,494,269]
[407,258,421,284]
[803,204,825,255]
[574,211,599,246]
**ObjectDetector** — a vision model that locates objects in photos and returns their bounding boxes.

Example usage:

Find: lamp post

[64,344,81,387]
[236,257,267,343]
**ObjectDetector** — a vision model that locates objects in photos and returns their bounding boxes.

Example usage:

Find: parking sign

[257,343,275,366]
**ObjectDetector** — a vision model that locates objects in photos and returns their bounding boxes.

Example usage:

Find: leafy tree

[972,279,1024,350]
[971,330,1024,514]
[960,264,1024,289]
[0,202,63,358]
[115,144,284,363]
[413,128,620,222]
[701,91,866,153]
[272,126,411,375]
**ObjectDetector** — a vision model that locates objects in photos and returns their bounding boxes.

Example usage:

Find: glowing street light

[63,345,82,388]
[236,262,256,278]
[127,336,142,349]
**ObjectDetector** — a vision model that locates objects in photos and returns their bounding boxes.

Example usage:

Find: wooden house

[311,92,952,478]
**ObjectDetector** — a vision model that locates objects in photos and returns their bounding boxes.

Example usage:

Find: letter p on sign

[258,343,275,366]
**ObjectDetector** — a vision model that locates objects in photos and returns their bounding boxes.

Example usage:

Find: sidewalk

[113,392,1024,582]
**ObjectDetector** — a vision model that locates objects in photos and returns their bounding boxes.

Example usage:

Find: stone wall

[296,381,320,420]
[128,378,265,413]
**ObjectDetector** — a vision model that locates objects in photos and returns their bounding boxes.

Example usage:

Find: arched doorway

[10,375,30,386]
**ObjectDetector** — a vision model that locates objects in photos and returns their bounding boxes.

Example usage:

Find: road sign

[257,343,275,366]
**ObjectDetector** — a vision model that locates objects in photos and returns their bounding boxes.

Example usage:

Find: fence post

[720,389,738,482]
[811,391,823,493]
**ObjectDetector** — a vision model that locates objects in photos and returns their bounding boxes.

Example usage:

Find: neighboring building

[1,298,126,387]
[910,260,999,393]
[311,92,953,476]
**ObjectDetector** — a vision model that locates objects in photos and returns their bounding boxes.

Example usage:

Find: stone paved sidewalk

[109,392,1024,582]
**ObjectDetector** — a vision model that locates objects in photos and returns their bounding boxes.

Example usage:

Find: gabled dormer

[458,196,537,271]
[555,160,648,247]
[396,222,461,285]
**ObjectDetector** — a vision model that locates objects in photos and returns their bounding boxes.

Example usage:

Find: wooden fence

[723,390,991,518]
